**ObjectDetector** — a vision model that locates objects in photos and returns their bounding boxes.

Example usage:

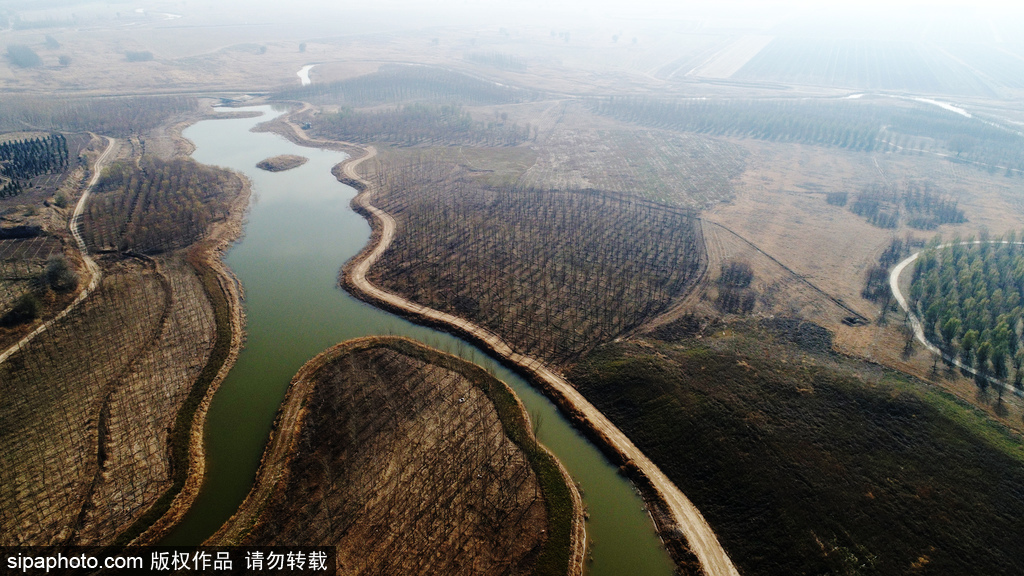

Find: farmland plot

[938,43,1024,90]
[732,38,994,97]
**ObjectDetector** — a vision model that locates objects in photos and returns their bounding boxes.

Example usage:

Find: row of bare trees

[369,159,705,365]
[0,256,218,545]
[0,96,197,138]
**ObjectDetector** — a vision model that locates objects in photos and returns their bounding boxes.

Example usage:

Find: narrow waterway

[161,105,675,576]
[297,65,315,86]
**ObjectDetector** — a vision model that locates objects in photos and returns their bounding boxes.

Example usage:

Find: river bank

[155,105,676,576]
[252,100,717,575]
[128,162,251,546]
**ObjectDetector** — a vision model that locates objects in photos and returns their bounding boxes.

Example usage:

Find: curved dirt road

[0,136,116,365]
[343,147,740,576]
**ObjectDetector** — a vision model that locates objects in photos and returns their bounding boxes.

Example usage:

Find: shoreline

[205,335,585,575]
[121,131,252,546]
[328,124,737,575]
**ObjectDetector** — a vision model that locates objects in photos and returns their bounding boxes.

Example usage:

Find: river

[160,105,675,576]
[297,65,315,86]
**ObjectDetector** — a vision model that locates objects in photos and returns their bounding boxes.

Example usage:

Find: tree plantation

[0,134,68,198]
[849,179,965,230]
[212,338,579,576]
[910,235,1024,387]
[307,103,531,148]
[0,96,197,138]
[83,158,235,254]
[276,65,537,107]
[364,159,705,366]
[592,97,1024,172]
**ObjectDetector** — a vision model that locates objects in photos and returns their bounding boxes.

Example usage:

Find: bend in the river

[159,105,677,576]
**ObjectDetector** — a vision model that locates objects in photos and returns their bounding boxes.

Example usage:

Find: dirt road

[0,136,116,365]
[343,146,741,576]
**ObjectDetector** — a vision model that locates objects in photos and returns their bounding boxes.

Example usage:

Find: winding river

[160,106,675,576]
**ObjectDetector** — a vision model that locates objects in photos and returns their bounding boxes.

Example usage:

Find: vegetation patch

[715,260,756,314]
[910,235,1024,389]
[465,51,528,71]
[569,328,1024,576]
[0,96,197,138]
[255,155,307,172]
[219,337,578,576]
[368,159,705,365]
[849,179,965,230]
[5,44,42,68]
[124,51,154,62]
[0,134,68,199]
[306,103,531,147]
[276,64,539,106]
[83,158,236,254]
[593,96,1024,171]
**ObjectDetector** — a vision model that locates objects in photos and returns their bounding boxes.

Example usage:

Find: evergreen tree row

[0,179,24,198]
[0,133,68,184]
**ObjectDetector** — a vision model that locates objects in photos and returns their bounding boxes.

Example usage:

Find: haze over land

[3,1,1024,575]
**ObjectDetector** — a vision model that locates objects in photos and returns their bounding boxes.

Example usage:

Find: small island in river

[256,154,308,172]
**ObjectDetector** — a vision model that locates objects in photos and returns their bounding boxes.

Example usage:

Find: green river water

[160,105,676,576]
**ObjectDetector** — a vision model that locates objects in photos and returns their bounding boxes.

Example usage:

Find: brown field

[362,155,705,367]
[514,102,746,207]
[0,254,215,544]
[703,139,1024,424]
[0,132,96,352]
[0,113,248,544]
[210,337,582,576]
